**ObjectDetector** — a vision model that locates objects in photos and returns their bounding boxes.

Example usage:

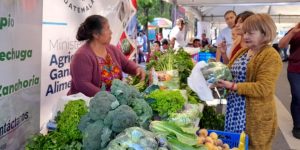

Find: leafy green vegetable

[167,136,207,150]
[174,49,195,89]
[146,48,194,89]
[186,87,201,104]
[150,121,197,146]
[126,72,150,93]
[57,100,88,141]
[199,106,225,130]
[147,90,185,117]
[26,100,87,150]
[25,132,82,150]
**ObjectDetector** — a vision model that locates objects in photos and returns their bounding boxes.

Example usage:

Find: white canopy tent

[165,0,300,23]
[164,0,300,43]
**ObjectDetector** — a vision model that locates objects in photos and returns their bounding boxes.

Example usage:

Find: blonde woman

[218,14,282,150]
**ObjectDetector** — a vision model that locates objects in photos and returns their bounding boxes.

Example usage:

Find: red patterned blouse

[97,54,122,91]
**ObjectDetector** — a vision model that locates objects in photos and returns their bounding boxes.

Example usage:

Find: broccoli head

[89,91,119,121]
[131,98,153,129]
[82,120,104,150]
[111,79,142,105]
[78,114,93,132]
[104,105,138,133]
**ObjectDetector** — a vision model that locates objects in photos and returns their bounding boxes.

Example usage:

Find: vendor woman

[68,15,145,97]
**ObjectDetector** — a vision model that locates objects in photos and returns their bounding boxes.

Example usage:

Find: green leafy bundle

[57,100,88,141]
[146,49,194,89]
[26,100,88,149]
[150,121,207,150]
[147,90,185,117]
[199,106,225,130]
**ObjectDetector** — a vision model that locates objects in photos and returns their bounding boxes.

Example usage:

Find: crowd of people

[67,10,299,150]
[136,18,213,63]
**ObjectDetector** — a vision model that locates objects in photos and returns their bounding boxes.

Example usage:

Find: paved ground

[273,62,300,150]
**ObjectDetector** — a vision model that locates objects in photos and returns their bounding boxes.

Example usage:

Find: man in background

[169,18,186,49]
[216,10,236,62]
[193,38,202,48]
[201,33,210,47]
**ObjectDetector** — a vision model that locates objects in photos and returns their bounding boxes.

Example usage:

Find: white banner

[0,0,42,149]
[40,0,137,131]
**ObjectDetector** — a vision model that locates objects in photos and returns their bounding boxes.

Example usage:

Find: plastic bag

[201,62,232,85]
[188,61,214,101]
[182,47,200,55]
[106,127,166,150]
[156,70,180,90]
[169,103,204,128]
[52,93,91,120]
[188,61,232,101]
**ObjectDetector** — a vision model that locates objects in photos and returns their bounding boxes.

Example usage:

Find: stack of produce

[146,48,194,89]
[26,79,153,150]
[78,79,153,149]
[196,129,230,150]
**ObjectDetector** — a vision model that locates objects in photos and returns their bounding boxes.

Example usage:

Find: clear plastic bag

[188,61,214,101]
[188,61,232,102]
[52,93,91,120]
[201,62,232,86]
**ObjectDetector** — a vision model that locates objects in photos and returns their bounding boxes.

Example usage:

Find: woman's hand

[136,67,146,81]
[217,80,237,91]
[217,41,227,54]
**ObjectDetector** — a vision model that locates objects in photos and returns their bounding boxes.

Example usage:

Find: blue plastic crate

[198,52,216,62]
[208,130,249,150]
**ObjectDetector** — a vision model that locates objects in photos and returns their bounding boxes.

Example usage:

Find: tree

[137,0,173,53]
[137,0,154,53]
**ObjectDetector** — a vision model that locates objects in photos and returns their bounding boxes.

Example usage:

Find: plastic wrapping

[169,103,204,128]
[52,93,91,120]
[155,70,180,90]
[106,127,167,150]
[188,61,232,101]
[201,62,232,85]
